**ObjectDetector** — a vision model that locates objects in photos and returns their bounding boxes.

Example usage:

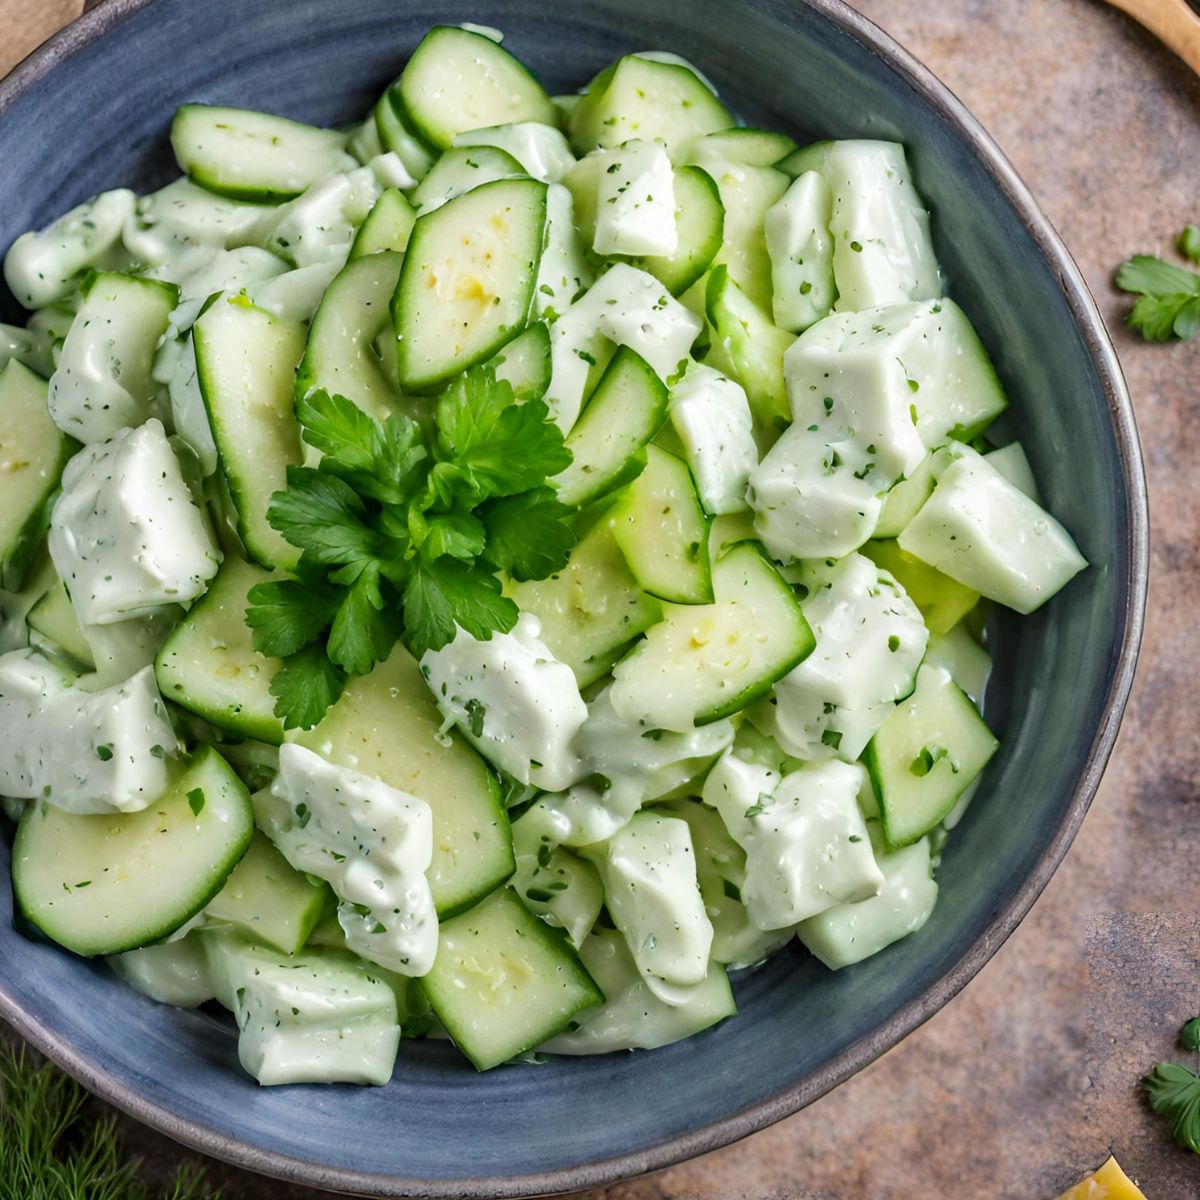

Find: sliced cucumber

[393,178,547,393]
[861,539,979,636]
[397,26,557,152]
[349,188,416,259]
[409,145,527,212]
[26,578,93,667]
[374,91,436,182]
[0,361,75,591]
[12,745,254,956]
[569,55,733,158]
[453,122,576,184]
[630,164,725,298]
[193,296,306,569]
[421,886,603,1071]
[48,271,177,445]
[554,347,668,507]
[170,104,350,202]
[873,455,936,539]
[864,664,999,849]
[205,830,330,955]
[503,518,662,688]
[704,265,793,437]
[486,323,551,400]
[155,556,285,743]
[290,645,514,916]
[610,540,814,731]
[692,128,797,167]
[608,444,712,605]
[295,251,402,422]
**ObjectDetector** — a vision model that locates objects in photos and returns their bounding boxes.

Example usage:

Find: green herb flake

[186,788,206,816]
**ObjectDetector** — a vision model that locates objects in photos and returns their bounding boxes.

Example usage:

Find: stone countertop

[4,0,1199,1197]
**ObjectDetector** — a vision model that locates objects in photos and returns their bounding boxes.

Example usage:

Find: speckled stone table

[4,0,1199,1196]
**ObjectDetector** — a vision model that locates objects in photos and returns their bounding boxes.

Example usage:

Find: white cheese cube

[669,364,758,514]
[0,650,179,814]
[534,183,594,321]
[764,171,836,333]
[898,446,1086,614]
[49,419,220,625]
[420,612,588,792]
[264,744,437,977]
[591,140,678,258]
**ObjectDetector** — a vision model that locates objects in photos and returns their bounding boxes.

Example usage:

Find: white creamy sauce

[591,139,678,258]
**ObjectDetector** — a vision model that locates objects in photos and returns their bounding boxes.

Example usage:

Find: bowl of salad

[0,0,1146,1194]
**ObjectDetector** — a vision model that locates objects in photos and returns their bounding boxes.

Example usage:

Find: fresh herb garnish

[246,370,575,729]
[1114,253,1200,342]
[186,788,206,816]
[1145,1062,1200,1154]
[1178,225,1200,266]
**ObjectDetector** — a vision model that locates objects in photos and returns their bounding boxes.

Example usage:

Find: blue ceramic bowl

[0,1,1146,1195]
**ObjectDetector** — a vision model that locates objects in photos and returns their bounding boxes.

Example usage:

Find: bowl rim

[0,0,1149,1195]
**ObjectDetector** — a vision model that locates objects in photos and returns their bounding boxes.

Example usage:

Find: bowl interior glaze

[0,1,1145,1195]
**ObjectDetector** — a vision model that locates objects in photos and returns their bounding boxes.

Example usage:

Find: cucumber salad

[0,25,1088,1085]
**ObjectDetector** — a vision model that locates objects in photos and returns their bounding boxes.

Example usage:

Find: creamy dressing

[533,182,593,321]
[454,122,576,183]
[764,171,836,333]
[263,744,437,977]
[109,932,215,1007]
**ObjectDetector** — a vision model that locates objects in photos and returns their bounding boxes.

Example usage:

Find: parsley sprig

[1143,1015,1200,1155]
[1114,248,1200,342]
[247,368,575,729]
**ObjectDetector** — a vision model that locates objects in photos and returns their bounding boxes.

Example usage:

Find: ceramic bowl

[0,0,1147,1194]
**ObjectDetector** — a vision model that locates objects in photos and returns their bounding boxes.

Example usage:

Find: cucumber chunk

[554,346,668,508]
[374,92,436,182]
[421,886,603,1071]
[349,188,416,259]
[13,745,254,956]
[609,444,712,605]
[486,323,551,400]
[0,361,74,591]
[610,540,814,731]
[409,145,527,212]
[289,645,513,916]
[155,556,285,743]
[631,164,725,297]
[397,26,557,152]
[170,105,351,202]
[862,539,979,636]
[504,519,662,688]
[691,128,797,167]
[873,455,936,539]
[26,576,93,667]
[193,296,306,569]
[569,55,733,158]
[393,178,547,393]
[864,664,999,849]
[295,251,403,422]
[205,830,330,955]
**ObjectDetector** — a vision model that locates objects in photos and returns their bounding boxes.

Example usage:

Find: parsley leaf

[1114,254,1200,342]
[267,468,384,567]
[1144,1062,1200,1154]
[481,489,576,581]
[403,558,518,658]
[246,579,341,658]
[420,510,487,561]
[326,565,402,676]
[1179,225,1200,266]
[269,644,347,731]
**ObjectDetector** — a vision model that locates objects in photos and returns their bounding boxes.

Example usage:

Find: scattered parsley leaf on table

[1144,1061,1200,1154]
[1114,253,1200,342]
[246,369,576,730]
[1178,224,1200,266]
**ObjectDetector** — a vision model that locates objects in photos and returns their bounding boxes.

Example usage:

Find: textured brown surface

[3,0,1200,1196]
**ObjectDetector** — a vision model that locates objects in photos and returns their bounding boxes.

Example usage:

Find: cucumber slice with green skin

[375,92,436,182]
[861,538,979,636]
[568,56,733,159]
[704,265,793,438]
[170,105,351,203]
[630,165,725,298]
[193,296,306,570]
[290,645,514,917]
[775,140,834,179]
[295,251,403,423]
[409,145,527,212]
[349,188,416,259]
[503,518,662,688]
[609,540,815,732]
[692,128,798,167]
[421,886,603,1071]
[0,361,75,591]
[554,346,669,508]
[397,26,557,153]
[26,578,93,668]
[12,745,254,957]
[205,830,331,955]
[864,664,999,849]
[872,455,936,539]
[155,556,285,743]
[393,177,548,394]
[608,444,713,605]
[486,322,551,400]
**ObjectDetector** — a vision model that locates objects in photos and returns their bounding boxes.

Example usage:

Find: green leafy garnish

[1144,1061,1200,1154]
[1180,1016,1200,1053]
[247,368,575,730]
[186,788,205,817]
[1114,254,1200,342]
[1178,225,1200,266]
[0,1043,220,1199]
